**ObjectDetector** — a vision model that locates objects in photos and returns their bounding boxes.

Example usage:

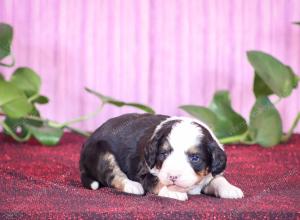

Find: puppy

[79,113,243,201]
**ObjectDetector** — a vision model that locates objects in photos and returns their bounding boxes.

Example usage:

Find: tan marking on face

[103,153,127,191]
[186,146,200,155]
[152,181,165,195]
[196,167,209,183]
[161,141,171,150]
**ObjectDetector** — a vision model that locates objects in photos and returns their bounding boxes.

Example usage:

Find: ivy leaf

[4,117,30,138]
[247,51,298,97]
[25,122,63,146]
[0,23,13,60]
[31,95,49,104]
[85,87,155,114]
[208,91,248,138]
[181,91,247,139]
[179,105,219,131]
[10,67,41,97]
[253,72,274,97]
[0,80,33,118]
[249,97,282,147]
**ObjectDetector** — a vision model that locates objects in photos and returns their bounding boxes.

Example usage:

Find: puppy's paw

[158,186,188,201]
[216,184,244,199]
[123,179,144,195]
[187,185,202,195]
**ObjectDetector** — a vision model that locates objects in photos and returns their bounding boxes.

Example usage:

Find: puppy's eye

[158,152,169,160]
[189,154,200,163]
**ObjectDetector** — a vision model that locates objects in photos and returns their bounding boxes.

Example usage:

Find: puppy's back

[86,113,168,151]
[80,113,168,183]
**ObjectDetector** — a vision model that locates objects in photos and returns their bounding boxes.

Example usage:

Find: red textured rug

[0,133,299,219]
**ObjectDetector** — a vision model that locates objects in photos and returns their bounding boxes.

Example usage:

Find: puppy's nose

[168,175,179,183]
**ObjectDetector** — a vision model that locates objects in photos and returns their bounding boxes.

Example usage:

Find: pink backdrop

[0,0,300,132]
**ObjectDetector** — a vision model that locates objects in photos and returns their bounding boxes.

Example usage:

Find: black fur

[193,122,227,176]
[80,113,226,193]
[144,120,180,169]
[80,113,170,190]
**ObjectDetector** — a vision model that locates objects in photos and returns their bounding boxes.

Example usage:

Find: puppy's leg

[157,186,188,201]
[203,175,244,199]
[99,152,144,195]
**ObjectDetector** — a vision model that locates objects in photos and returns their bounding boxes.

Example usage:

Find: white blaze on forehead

[167,120,203,152]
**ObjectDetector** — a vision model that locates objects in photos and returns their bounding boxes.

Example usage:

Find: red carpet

[0,133,299,219]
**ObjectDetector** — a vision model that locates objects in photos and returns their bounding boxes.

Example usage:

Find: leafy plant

[181,51,300,147]
[0,23,154,146]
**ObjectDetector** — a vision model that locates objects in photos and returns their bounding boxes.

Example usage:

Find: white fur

[153,116,224,150]
[203,176,244,199]
[188,174,213,195]
[151,117,232,199]
[123,179,144,195]
[157,119,205,189]
[158,186,188,201]
[150,167,160,176]
[90,181,99,190]
[168,120,203,152]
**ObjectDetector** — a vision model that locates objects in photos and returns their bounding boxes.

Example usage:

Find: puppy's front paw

[158,186,188,201]
[123,179,144,195]
[216,184,244,199]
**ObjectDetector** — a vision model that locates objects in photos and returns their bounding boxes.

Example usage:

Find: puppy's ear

[208,141,227,176]
[144,132,161,169]
[144,120,178,168]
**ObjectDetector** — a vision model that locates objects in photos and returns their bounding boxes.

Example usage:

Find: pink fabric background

[0,0,299,132]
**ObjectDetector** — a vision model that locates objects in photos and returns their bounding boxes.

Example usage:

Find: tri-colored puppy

[80,113,243,201]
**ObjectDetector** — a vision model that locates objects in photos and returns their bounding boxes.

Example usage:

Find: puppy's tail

[80,172,100,190]
[79,149,101,190]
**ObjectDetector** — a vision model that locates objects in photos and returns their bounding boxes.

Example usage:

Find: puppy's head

[144,117,226,191]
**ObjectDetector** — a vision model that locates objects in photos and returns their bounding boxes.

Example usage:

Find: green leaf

[0,80,33,118]
[85,87,155,114]
[0,73,4,81]
[4,117,31,138]
[253,72,274,98]
[4,107,42,138]
[31,95,49,104]
[10,67,41,97]
[247,51,298,97]
[179,105,219,130]
[0,23,13,60]
[249,97,282,147]
[120,103,155,114]
[180,91,247,139]
[208,91,248,138]
[25,122,63,146]
[24,107,43,127]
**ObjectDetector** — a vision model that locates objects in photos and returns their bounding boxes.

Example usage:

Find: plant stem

[62,103,105,126]
[65,125,91,137]
[219,135,243,144]
[281,112,300,142]
[19,115,92,137]
[1,102,104,138]
[219,131,254,145]
[28,93,40,103]
[219,131,247,144]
